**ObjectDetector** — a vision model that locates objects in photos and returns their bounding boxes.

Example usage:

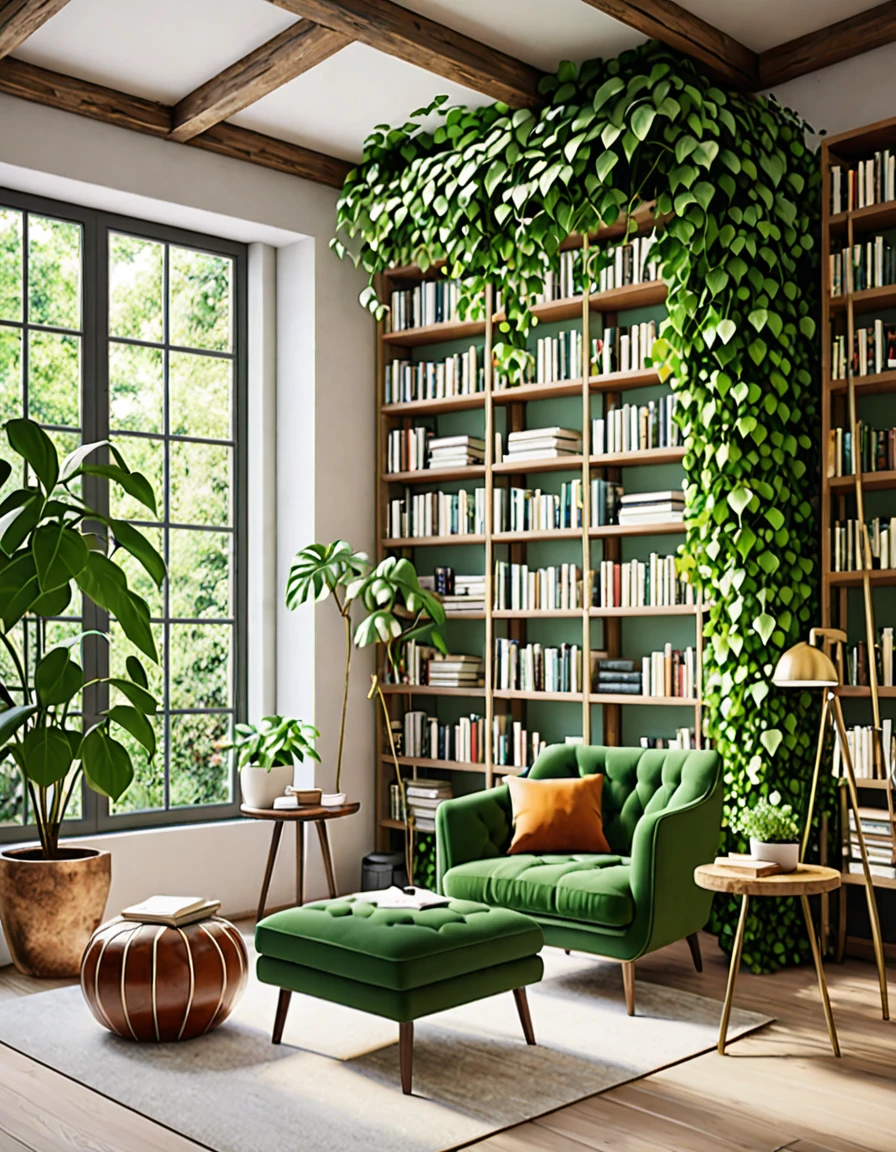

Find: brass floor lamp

[773,627,889,1020]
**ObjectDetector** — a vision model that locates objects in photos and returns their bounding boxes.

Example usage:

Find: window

[0,190,247,838]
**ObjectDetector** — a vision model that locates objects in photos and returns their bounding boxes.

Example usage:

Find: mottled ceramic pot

[0,846,112,978]
[81,916,248,1041]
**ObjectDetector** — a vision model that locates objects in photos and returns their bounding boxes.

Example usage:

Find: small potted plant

[220,716,320,810]
[738,797,801,873]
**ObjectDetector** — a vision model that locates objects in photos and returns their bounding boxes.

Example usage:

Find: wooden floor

[0,928,893,1152]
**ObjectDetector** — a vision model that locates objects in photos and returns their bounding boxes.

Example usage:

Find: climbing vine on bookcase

[332,41,822,972]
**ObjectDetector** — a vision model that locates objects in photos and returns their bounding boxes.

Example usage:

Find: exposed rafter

[0,56,352,186]
[578,0,757,88]
[268,0,543,108]
[171,20,350,143]
[758,2,896,89]
[0,0,70,59]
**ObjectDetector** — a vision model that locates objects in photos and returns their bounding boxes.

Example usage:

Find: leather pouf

[80,916,248,1042]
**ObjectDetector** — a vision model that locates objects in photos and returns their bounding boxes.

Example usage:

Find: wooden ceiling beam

[268,0,543,108]
[0,0,70,60]
[171,20,350,143]
[0,56,352,186]
[578,0,757,88]
[758,2,896,89]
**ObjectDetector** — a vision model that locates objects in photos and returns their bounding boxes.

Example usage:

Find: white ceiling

[8,0,883,162]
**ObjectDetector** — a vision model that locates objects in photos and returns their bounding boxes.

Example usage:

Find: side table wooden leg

[295,821,305,907]
[686,932,703,973]
[801,894,841,1058]
[316,820,338,898]
[399,1021,413,1095]
[513,987,536,1044]
[257,820,283,923]
[718,894,749,1055]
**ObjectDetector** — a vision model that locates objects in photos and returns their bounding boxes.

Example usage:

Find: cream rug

[0,941,770,1152]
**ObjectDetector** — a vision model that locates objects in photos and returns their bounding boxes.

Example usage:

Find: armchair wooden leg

[686,932,703,973]
[399,1021,413,1094]
[272,989,291,1044]
[622,961,636,1016]
[513,986,536,1045]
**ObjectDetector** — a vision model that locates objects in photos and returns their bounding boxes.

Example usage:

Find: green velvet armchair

[436,744,724,1014]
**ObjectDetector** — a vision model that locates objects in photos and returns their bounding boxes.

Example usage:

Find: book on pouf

[122,895,221,927]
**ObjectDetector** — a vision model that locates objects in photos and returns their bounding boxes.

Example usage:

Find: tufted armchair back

[526,743,721,856]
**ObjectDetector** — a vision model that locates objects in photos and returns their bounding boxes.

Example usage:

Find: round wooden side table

[241,802,361,921]
[694,863,842,1058]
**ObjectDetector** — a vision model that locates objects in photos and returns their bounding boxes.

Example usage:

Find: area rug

[0,942,770,1152]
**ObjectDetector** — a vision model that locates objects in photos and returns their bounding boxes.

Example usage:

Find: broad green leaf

[35,647,82,706]
[126,655,148,689]
[0,703,38,749]
[81,726,133,801]
[32,523,89,592]
[76,552,157,661]
[0,551,39,629]
[108,677,158,715]
[109,519,166,587]
[0,490,42,556]
[727,487,753,519]
[753,613,776,645]
[105,704,155,758]
[595,150,618,181]
[717,318,736,344]
[6,419,58,494]
[22,725,72,788]
[631,104,656,141]
[81,465,157,517]
[593,77,624,112]
[760,728,783,755]
[484,160,506,198]
[59,439,109,483]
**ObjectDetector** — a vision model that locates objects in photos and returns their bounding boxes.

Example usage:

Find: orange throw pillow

[506,773,611,855]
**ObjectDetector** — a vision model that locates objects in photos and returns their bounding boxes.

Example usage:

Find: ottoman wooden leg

[399,1021,413,1094]
[272,989,292,1045]
[513,987,536,1045]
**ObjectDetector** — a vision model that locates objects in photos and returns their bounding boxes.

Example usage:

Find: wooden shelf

[382,318,486,347]
[841,869,896,890]
[830,470,896,492]
[493,379,584,405]
[493,528,583,543]
[382,534,486,547]
[589,280,667,313]
[837,686,896,697]
[591,447,685,468]
[830,370,896,396]
[829,200,896,237]
[382,393,485,417]
[828,568,896,586]
[382,466,486,484]
[590,604,700,617]
[591,694,699,706]
[590,369,661,393]
[492,689,584,702]
[378,684,486,697]
[852,778,895,789]
[493,454,584,475]
[830,284,896,315]
[589,522,685,538]
[380,818,408,831]
[382,754,485,773]
[492,609,583,618]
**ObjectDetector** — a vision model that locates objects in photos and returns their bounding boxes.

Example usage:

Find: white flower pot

[750,837,799,873]
[321,791,347,808]
[240,764,293,810]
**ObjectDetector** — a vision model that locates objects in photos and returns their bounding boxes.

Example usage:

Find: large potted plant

[219,715,320,810]
[0,419,164,977]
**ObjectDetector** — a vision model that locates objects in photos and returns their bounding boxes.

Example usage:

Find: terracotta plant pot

[0,847,112,978]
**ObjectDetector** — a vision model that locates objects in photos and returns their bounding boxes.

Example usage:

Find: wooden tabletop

[240,802,361,822]
[694,863,841,897]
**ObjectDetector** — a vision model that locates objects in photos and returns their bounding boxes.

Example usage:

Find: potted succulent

[220,715,321,810]
[738,797,801,873]
[0,420,164,977]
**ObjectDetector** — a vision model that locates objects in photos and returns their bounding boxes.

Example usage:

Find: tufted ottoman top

[255,897,543,991]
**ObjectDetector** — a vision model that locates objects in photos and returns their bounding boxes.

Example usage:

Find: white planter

[240,764,293,810]
[750,837,799,873]
[321,792,347,808]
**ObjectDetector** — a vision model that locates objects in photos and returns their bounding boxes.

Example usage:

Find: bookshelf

[821,116,896,947]
[374,207,705,844]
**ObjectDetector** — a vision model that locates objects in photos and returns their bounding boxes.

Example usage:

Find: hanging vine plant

[333,40,823,973]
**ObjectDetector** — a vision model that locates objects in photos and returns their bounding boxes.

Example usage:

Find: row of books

[594,231,660,293]
[640,729,699,750]
[829,236,896,296]
[493,714,545,771]
[833,719,896,780]
[617,489,685,527]
[533,330,584,385]
[389,279,462,332]
[592,396,681,456]
[493,639,583,694]
[595,555,694,609]
[831,518,896,571]
[386,487,486,539]
[401,711,487,762]
[847,807,895,866]
[503,426,582,462]
[592,321,657,376]
[843,632,895,687]
[596,649,696,698]
[494,561,584,612]
[385,345,483,405]
[828,423,896,476]
[830,155,896,214]
[830,323,896,379]
[497,481,585,533]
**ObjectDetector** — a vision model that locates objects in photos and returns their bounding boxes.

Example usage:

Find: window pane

[28,215,81,330]
[0,208,23,322]
[110,722,164,814]
[110,341,163,434]
[170,712,232,808]
[113,524,164,619]
[0,622,26,703]
[170,351,230,440]
[45,429,82,498]
[109,232,163,343]
[0,326,22,423]
[0,763,25,827]
[170,622,231,709]
[170,246,232,352]
[110,434,164,522]
[170,441,230,526]
[28,330,80,427]
[169,529,230,619]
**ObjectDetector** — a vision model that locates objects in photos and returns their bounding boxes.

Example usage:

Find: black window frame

[0,186,248,840]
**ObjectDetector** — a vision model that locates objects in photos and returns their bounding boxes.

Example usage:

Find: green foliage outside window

[331,40,824,972]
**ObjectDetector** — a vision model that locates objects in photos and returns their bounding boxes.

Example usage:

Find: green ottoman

[255,896,544,1094]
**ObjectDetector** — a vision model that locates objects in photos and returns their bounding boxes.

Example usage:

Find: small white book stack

[616,489,685,526]
[121,895,220,928]
[505,427,582,461]
[428,435,485,470]
[428,653,485,687]
[441,574,486,614]
[406,778,453,833]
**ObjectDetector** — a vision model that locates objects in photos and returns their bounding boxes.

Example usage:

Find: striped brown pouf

[80,917,248,1042]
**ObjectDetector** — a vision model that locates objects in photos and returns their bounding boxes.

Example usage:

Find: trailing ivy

[333,40,823,973]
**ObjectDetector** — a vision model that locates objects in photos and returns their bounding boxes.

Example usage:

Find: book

[598,658,635,672]
[355,885,450,910]
[713,855,782,878]
[595,681,643,695]
[619,490,684,506]
[428,435,485,450]
[509,427,581,443]
[597,670,641,684]
[122,896,221,927]
[405,779,453,799]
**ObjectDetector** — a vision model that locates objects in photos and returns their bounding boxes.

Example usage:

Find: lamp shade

[772,641,839,688]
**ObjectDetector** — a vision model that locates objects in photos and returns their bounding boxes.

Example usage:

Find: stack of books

[848,808,895,871]
[713,855,782,878]
[121,896,220,927]
[504,427,582,462]
[428,653,484,688]
[406,778,453,833]
[617,490,685,526]
[428,434,485,470]
[594,658,642,695]
[441,574,486,614]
